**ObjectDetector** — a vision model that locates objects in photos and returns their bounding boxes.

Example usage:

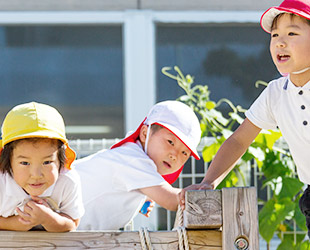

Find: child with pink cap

[75,100,201,230]
[0,102,84,232]
[180,0,310,237]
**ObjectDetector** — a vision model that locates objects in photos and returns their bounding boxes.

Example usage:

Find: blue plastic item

[140,201,151,214]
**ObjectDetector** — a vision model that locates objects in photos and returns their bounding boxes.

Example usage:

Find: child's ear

[139,125,148,144]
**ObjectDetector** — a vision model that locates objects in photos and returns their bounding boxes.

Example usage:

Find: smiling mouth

[277,54,290,62]
[29,183,44,188]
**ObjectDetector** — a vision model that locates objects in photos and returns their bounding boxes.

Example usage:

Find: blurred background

[0,0,281,140]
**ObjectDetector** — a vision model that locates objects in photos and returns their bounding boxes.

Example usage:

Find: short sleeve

[55,169,85,220]
[245,82,278,130]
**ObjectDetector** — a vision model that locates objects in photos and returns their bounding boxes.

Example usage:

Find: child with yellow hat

[0,102,84,232]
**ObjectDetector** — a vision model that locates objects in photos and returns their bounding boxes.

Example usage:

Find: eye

[43,160,53,165]
[168,140,174,146]
[182,151,188,156]
[20,161,30,166]
[271,33,278,38]
[288,32,297,36]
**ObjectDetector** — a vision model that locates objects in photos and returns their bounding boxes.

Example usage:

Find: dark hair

[0,138,66,177]
[150,124,164,135]
[271,13,310,31]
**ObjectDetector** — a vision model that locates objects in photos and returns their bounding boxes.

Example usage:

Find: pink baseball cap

[111,100,201,184]
[260,0,310,33]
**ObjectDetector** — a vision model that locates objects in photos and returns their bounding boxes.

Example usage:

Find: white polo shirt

[0,168,84,220]
[245,76,310,184]
[75,141,166,230]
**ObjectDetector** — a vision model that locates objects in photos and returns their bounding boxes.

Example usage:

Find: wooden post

[184,187,259,250]
[221,187,259,250]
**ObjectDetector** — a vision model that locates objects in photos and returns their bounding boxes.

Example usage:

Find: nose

[169,153,177,161]
[30,165,43,178]
[276,38,286,48]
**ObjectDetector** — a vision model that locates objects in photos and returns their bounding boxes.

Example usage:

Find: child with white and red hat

[75,100,201,230]
[179,0,310,237]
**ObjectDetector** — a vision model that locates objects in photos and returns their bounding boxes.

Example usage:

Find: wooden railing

[0,187,258,250]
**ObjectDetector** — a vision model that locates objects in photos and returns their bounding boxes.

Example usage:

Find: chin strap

[292,67,310,74]
[144,124,151,155]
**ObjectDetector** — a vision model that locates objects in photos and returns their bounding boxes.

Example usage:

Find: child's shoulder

[58,168,81,186]
[267,76,288,89]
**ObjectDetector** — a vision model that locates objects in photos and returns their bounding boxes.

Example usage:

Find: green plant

[162,66,310,249]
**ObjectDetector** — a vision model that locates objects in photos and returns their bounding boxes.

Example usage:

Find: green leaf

[255,130,282,149]
[296,240,310,250]
[262,151,290,182]
[259,198,295,243]
[206,101,216,110]
[278,177,304,200]
[202,142,221,162]
[277,237,294,250]
[241,150,255,162]
[294,195,308,231]
[216,170,239,189]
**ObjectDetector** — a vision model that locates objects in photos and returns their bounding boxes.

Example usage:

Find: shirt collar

[284,76,310,91]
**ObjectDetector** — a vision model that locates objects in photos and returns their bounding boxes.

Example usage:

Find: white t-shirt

[0,168,84,220]
[245,76,310,184]
[75,141,166,230]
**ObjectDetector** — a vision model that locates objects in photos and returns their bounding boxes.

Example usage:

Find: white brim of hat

[155,122,200,160]
[261,8,287,33]
[261,7,310,33]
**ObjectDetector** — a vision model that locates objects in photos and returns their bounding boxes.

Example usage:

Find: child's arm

[17,197,79,232]
[180,118,261,208]
[202,118,261,188]
[0,215,35,231]
[140,183,181,211]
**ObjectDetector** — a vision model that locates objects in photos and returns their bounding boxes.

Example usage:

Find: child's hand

[15,207,38,230]
[179,183,213,210]
[16,197,53,227]
[139,200,155,217]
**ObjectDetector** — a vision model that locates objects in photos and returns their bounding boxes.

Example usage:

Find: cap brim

[261,6,310,33]
[0,137,76,170]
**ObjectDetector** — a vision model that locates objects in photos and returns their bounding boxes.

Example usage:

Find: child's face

[270,14,310,84]
[11,139,60,197]
[143,126,191,175]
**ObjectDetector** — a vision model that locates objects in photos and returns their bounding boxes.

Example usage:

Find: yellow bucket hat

[0,102,76,170]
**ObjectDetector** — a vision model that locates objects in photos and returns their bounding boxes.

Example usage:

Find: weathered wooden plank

[183,190,222,229]
[0,230,221,249]
[221,187,259,250]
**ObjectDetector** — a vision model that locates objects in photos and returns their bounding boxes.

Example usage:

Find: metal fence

[69,138,306,247]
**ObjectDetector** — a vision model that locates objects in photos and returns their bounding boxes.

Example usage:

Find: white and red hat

[260,0,310,33]
[111,100,201,184]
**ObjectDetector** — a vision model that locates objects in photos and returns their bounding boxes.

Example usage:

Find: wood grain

[184,190,222,229]
[0,230,221,249]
